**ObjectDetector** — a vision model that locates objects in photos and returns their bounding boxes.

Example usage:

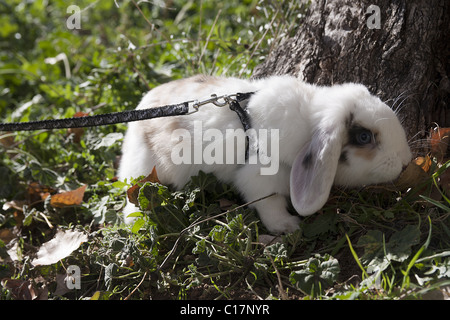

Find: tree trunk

[253,0,449,148]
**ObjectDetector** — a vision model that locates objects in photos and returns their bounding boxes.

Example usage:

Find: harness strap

[229,92,254,160]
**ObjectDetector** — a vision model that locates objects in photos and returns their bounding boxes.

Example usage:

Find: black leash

[0,91,255,159]
[0,92,254,132]
[0,103,190,131]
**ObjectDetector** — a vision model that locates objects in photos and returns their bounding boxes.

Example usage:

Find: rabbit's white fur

[118,75,412,234]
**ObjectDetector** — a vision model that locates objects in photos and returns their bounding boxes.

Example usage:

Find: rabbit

[118,74,412,234]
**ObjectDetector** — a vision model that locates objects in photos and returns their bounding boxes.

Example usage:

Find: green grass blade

[345,234,369,279]
[402,216,433,289]
[419,195,450,212]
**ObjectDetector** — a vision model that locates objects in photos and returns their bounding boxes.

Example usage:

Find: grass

[1,0,449,300]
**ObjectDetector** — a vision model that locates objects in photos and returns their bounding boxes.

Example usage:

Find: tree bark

[253,0,449,147]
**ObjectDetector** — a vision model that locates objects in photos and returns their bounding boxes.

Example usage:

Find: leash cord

[0,92,254,132]
[0,102,190,131]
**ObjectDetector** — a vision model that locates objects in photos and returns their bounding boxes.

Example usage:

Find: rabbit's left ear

[290,124,344,216]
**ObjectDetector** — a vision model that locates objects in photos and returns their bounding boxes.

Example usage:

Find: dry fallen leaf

[0,278,47,300]
[394,161,430,190]
[367,160,431,193]
[53,273,71,297]
[0,132,15,148]
[27,182,55,201]
[50,185,87,208]
[31,229,88,266]
[219,198,236,211]
[414,155,433,173]
[68,111,89,143]
[3,183,56,227]
[1,279,34,300]
[0,228,15,244]
[430,127,450,162]
[127,166,161,207]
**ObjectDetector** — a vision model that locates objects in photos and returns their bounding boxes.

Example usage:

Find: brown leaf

[0,228,15,244]
[27,182,55,201]
[50,185,87,208]
[73,111,90,118]
[1,279,34,300]
[0,132,15,148]
[219,198,236,211]
[53,273,71,296]
[414,155,433,173]
[127,166,161,207]
[393,161,430,190]
[430,127,450,162]
[67,111,89,143]
[0,278,48,300]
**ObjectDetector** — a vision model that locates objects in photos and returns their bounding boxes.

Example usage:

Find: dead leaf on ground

[1,279,34,300]
[430,127,450,162]
[414,155,433,173]
[394,161,430,190]
[31,229,88,266]
[0,228,15,244]
[368,160,431,193]
[67,111,89,143]
[27,182,56,201]
[127,166,161,207]
[0,278,47,300]
[3,183,57,226]
[0,132,15,148]
[53,273,71,297]
[50,185,87,208]
[219,198,236,211]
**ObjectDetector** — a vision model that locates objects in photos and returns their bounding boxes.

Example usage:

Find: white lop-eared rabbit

[118,75,412,234]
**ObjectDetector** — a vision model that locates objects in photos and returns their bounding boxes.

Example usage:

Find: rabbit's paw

[268,214,301,235]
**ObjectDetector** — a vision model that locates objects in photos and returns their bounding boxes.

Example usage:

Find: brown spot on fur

[191,74,221,85]
[142,118,179,151]
[141,122,156,150]
[353,147,377,161]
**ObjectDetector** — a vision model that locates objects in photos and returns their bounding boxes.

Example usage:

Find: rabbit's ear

[290,125,343,216]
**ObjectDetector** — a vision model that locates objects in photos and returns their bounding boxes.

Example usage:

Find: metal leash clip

[189,94,237,114]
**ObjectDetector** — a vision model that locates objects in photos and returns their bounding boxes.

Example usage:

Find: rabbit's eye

[348,126,374,146]
[355,129,372,145]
